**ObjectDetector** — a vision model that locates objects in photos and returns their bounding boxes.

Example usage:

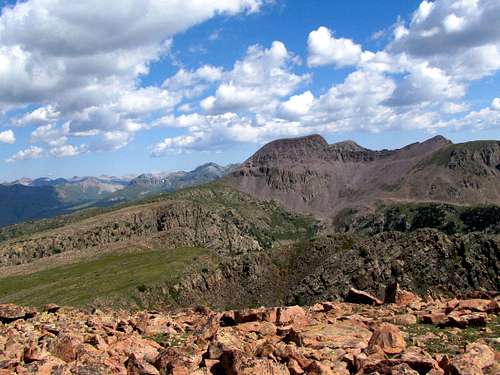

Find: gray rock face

[171,229,499,309]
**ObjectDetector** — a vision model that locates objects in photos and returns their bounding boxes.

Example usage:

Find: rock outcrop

[0,185,314,267]
[170,230,499,309]
[0,292,498,374]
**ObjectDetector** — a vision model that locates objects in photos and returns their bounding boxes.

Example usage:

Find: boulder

[48,334,80,362]
[285,321,371,350]
[42,304,60,314]
[233,307,278,324]
[220,348,289,375]
[367,323,406,354]
[0,304,36,323]
[422,312,447,325]
[276,306,308,327]
[449,342,495,373]
[287,358,304,375]
[391,363,420,375]
[155,347,195,374]
[458,299,499,313]
[235,321,277,336]
[441,312,487,328]
[273,342,312,370]
[384,282,420,306]
[400,346,442,374]
[346,288,383,306]
[108,336,161,364]
[306,361,336,375]
[126,353,160,375]
[388,313,418,326]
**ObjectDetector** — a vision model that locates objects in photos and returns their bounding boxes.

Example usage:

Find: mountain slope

[226,135,500,218]
[0,183,315,268]
[0,185,68,227]
[0,163,236,228]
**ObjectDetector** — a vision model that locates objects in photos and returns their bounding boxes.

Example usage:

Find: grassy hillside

[0,246,213,308]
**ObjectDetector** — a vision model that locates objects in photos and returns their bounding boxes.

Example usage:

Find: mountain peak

[264,134,328,150]
[330,140,367,152]
[248,134,329,164]
[423,135,452,145]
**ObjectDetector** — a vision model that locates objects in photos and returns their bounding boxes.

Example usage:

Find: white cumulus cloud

[307,26,363,67]
[6,146,44,162]
[0,130,15,144]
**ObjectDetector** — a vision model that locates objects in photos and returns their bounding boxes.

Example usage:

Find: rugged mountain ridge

[0,184,314,268]
[227,135,500,218]
[171,230,499,309]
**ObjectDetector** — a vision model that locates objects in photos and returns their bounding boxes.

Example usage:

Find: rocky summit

[0,288,498,374]
[227,135,500,219]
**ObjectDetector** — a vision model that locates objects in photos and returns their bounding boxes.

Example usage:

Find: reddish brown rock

[400,346,442,374]
[220,348,289,374]
[306,360,336,374]
[108,336,161,364]
[445,298,459,314]
[23,343,47,363]
[48,334,80,362]
[0,304,36,323]
[422,312,447,325]
[346,288,383,306]
[155,347,195,374]
[194,313,221,340]
[368,323,406,354]
[233,307,278,324]
[442,311,487,328]
[0,297,496,375]
[391,363,420,375]
[354,344,387,372]
[458,299,499,313]
[42,304,60,314]
[235,321,277,336]
[126,353,160,375]
[388,313,418,326]
[277,306,309,327]
[287,358,304,374]
[385,282,421,306]
[286,321,372,350]
[449,342,495,373]
[273,342,312,370]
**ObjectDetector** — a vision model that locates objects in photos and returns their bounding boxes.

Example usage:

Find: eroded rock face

[172,230,499,310]
[0,200,263,267]
[0,293,497,374]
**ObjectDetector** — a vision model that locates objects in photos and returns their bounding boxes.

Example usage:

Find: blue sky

[0,0,499,181]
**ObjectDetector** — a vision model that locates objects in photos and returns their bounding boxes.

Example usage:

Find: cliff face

[227,135,500,218]
[0,185,315,267]
[168,229,499,310]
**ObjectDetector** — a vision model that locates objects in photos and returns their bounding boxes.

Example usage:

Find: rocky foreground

[0,287,498,374]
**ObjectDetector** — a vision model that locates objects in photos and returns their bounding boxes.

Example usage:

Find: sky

[0,0,499,181]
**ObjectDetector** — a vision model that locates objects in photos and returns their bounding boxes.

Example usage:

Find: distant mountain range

[0,162,237,227]
[1,134,499,229]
